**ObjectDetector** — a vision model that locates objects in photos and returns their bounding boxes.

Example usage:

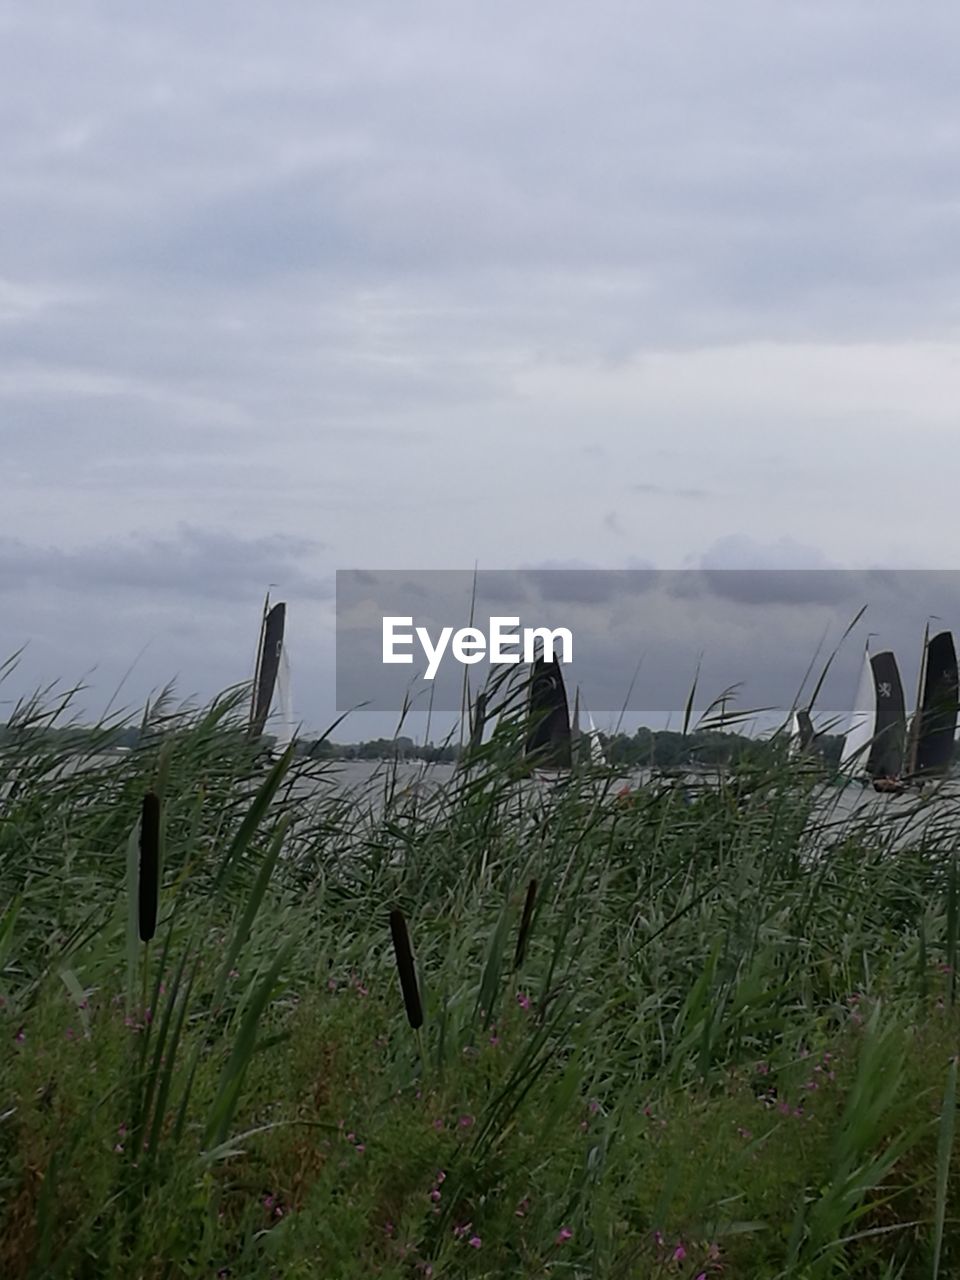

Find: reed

[513,876,538,970]
[137,791,160,943]
[389,908,424,1030]
[1,674,959,1277]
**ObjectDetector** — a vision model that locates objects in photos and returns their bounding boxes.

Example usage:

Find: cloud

[698,535,837,571]
[3,3,960,725]
[0,526,330,603]
[633,483,711,500]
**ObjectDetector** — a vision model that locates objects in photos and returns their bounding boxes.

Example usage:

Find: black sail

[250,603,286,740]
[915,630,958,776]
[866,650,906,779]
[524,655,572,770]
[796,709,814,750]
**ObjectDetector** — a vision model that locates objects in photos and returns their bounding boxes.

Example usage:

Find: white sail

[586,709,605,765]
[840,649,875,768]
[273,641,296,749]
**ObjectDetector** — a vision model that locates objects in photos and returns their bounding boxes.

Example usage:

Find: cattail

[389,909,423,1029]
[138,791,160,943]
[513,878,537,970]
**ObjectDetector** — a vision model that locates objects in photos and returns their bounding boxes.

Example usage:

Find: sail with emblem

[840,647,906,778]
[865,650,906,779]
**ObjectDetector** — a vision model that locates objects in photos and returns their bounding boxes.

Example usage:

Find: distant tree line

[304,735,458,763]
[0,721,852,769]
[600,727,845,769]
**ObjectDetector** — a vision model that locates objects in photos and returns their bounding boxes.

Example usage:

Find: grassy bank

[2,688,960,1278]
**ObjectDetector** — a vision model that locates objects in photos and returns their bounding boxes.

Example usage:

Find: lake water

[295,758,960,852]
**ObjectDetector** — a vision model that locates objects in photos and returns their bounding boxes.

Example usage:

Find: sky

[3,2,960,735]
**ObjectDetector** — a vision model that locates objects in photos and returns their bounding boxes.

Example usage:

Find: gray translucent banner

[335,569,960,721]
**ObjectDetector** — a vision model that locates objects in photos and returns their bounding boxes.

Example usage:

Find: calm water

[296,758,960,852]
[43,753,960,853]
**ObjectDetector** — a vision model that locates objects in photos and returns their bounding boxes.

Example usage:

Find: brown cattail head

[138,791,161,943]
[513,878,538,970]
[389,909,423,1029]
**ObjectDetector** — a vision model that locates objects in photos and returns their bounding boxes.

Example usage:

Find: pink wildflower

[517,992,531,1010]
[673,1244,686,1261]
[468,1236,482,1249]
[458,1114,474,1128]
[556,1227,573,1243]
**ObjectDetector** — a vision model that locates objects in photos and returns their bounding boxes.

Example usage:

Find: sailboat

[524,650,573,772]
[788,708,814,757]
[839,645,907,792]
[248,593,295,749]
[904,628,958,784]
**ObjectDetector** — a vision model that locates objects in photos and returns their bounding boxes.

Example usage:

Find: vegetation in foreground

[2,683,960,1278]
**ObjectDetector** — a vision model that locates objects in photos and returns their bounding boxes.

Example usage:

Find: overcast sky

[3,3,960,734]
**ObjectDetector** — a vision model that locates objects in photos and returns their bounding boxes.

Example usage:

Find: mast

[570,687,582,763]
[905,620,930,778]
[249,591,270,730]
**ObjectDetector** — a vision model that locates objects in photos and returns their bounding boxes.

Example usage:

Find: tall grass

[0,678,959,1277]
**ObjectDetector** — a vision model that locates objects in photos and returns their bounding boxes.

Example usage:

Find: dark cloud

[699,570,858,607]
[0,526,330,603]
